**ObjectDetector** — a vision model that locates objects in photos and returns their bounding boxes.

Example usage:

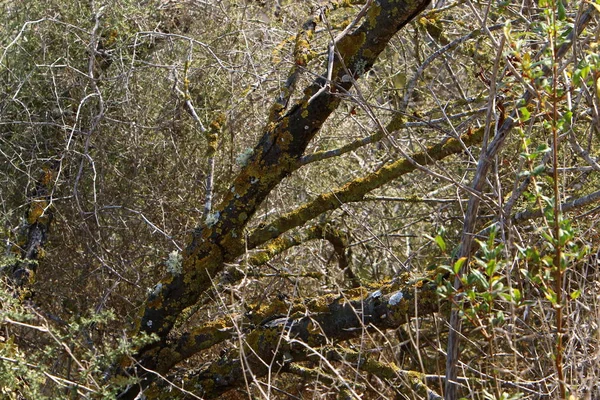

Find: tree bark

[117,1,431,398]
[146,278,440,399]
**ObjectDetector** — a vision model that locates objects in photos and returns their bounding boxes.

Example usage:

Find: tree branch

[7,162,58,295]
[444,6,597,398]
[119,2,432,398]
[247,127,484,250]
[148,277,440,398]
[246,224,358,286]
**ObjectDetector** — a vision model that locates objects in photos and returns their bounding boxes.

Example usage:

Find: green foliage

[2,0,600,398]
[1,273,157,399]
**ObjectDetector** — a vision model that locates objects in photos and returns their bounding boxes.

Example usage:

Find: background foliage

[2,0,600,398]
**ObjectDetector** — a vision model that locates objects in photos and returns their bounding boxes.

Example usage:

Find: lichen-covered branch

[247,224,357,286]
[299,106,485,167]
[146,276,440,398]
[248,127,484,250]
[299,129,385,166]
[7,162,57,296]
[119,2,432,398]
[137,0,431,340]
[331,347,443,399]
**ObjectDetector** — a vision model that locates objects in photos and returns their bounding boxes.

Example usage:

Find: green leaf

[466,289,477,301]
[557,0,566,21]
[574,64,591,86]
[491,278,504,292]
[485,259,498,277]
[438,264,454,274]
[518,107,530,122]
[532,164,546,176]
[570,289,581,300]
[545,288,558,305]
[482,292,493,302]
[488,224,498,245]
[424,234,447,252]
[435,235,446,252]
[476,239,488,254]
[453,257,467,274]
[512,288,522,303]
[469,270,488,288]
[494,310,506,325]
[536,143,551,153]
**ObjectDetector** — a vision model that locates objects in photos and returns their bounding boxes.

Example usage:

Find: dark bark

[7,162,58,294]
[117,1,431,398]
[148,278,440,399]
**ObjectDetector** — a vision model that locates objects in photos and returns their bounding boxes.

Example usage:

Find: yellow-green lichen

[206,133,218,156]
[304,296,331,314]
[156,347,181,372]
[205,113,224,155]
[40,165,56,185]
[363,48,374,59]
[278,130,293,149]
[333,0,353,8]
[367,2,382,28]
[245,326,282,356]
[147,293,163,309]
[335,31,366,62]
[209,112,226,132]
[271,34,295,64]
[294,39,313,65]
[27,200,48,224]
[268,102,285,122]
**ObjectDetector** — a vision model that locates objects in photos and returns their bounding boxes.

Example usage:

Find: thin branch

[513,188,600,223]
[444,6,597,398]
[567,130,600,171]
[129,358,204,400]
[331,347,444,400]
[99,205,182,251]
[299,107,486,166]
[0,18,47,66]
[308,0,374,105]
[307,42,335,105]
[0,356,98,395]
[401,23,506,113]
[248,128,485,250]
[163,280,440,398]
[364,195,460,204]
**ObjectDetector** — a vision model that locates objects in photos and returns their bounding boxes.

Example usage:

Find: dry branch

[118,2,432,398]
[147,277,440,398]
[443,5,598,398]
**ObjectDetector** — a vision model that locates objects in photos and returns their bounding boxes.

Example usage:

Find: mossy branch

[120,2,432,398]
[248,127,484,250]
[268,18,317,122]
[246,224,358,286]
[7,161,58,295]
[132,0,431,349]
[331,347,443,399]
[148,277,439,398]
[298,106,485,168]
